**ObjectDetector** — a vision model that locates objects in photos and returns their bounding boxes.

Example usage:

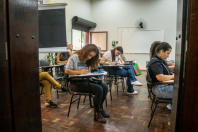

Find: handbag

[131,63,142,76]
[89,77,102,85]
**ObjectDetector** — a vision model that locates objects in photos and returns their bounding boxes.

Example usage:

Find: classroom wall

[40,0,92,60]
[91,0,177,70]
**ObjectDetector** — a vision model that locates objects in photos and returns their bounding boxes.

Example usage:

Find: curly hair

[73,44,99,68]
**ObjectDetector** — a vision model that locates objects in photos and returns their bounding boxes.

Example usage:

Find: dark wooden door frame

[0,0,13,131]
[1,0,42,131]
[90,31,108,52]
[171,0,198,131]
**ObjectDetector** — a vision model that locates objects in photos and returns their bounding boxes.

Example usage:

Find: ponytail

[149,41,161,60]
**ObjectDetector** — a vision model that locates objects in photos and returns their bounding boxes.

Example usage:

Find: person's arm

[118,57,124,65]
[99,56,115,65]
[56,52,68,64]
[65,69,90,75]
[156,74,174,82]
[123,53,125,57]
[69,50,72,56]
[169,65,175,70]
[65,55,90,75]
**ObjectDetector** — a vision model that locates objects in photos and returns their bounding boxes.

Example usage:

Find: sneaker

[127,91,138,95]
[45,100,58,108]
[167,103,172,110]
[131,81,142,86]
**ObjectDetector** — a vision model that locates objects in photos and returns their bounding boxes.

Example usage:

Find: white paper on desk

[80,71,107,76]
[70,71,107,77]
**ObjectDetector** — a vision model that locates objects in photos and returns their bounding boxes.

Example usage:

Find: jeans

[39,72,61,103]
[69,82,108,113]
[107,65,137,92]
[153,84,173,99]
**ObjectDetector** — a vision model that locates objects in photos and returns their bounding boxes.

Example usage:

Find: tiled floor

[41,71,171,132]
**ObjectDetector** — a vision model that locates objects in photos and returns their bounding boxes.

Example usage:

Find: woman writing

[100,46,142,95]
[65,44,109,123]
[150,41,175,70]
[147,42,174,109]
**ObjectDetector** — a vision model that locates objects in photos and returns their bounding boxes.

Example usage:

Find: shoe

[167,103,172,110]
[131,81,142,86]
[45,100,58,108]
[94,113,106,123]
[127,91,138,95]
[61,86,68,92]
[100,110,110,118]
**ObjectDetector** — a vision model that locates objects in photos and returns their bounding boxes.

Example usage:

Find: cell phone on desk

[169,60,174,63]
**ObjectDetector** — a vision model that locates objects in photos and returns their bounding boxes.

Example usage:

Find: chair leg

[77,95,81,109]
[57,90,59,99]
[83,95,86,103]
[148,102,158,127]
[105,98,107,106]
[68,94,75,117]
[40,86,43,95]
[117,84,119,95]
[109,82,112,100]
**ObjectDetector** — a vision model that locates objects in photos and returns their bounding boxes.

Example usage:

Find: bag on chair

[132,63,142,76]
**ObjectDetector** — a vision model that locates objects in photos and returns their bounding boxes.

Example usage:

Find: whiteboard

[121,29,164,53]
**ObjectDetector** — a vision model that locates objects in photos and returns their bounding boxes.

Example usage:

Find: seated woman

[56,44,73,73]
[147,42,174,109]
[39,67,66,107]
[99,46,142,95]
[65,44,109,123]
[150,41,175,70]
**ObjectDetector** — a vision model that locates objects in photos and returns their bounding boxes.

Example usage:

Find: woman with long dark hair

[149,41,175,70]
[147,42,174,109]
[100,46,142,95]
[65,44,109,123]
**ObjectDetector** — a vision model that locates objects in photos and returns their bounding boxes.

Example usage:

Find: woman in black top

[56,44,73,73]
[147,42,174,100]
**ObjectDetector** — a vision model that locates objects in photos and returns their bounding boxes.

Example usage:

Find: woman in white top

[100,46,142,95]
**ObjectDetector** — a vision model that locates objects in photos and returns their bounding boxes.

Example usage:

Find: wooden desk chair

[146,70,173,127]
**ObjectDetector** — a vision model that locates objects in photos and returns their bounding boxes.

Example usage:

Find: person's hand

[39,69,43,73]
[172,74,174,79]
[111,62,116,65]
[80,69,90,74]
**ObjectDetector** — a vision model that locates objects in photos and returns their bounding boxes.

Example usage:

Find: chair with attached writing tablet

[146,69,173,127]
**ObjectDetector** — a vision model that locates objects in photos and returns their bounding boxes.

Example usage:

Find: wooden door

[171,0,198,131]
[0,0,13,131]
[2,0,42,131]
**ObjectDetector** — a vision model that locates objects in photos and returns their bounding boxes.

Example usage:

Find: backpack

[132,63,142,76]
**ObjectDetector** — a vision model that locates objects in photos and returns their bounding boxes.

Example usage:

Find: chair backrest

[146,69,153,84]
[39,60,49,71]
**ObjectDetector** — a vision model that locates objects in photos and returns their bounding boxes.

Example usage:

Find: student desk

[102,65,125,94]
[41,64,65,77]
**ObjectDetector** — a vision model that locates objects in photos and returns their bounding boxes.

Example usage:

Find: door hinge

[5,42,8,60]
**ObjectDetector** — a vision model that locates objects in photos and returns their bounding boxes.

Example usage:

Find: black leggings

[69,82,108,113]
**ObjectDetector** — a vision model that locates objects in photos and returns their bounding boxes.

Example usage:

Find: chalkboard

[121,29,164,53]
[38,4,67,53]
